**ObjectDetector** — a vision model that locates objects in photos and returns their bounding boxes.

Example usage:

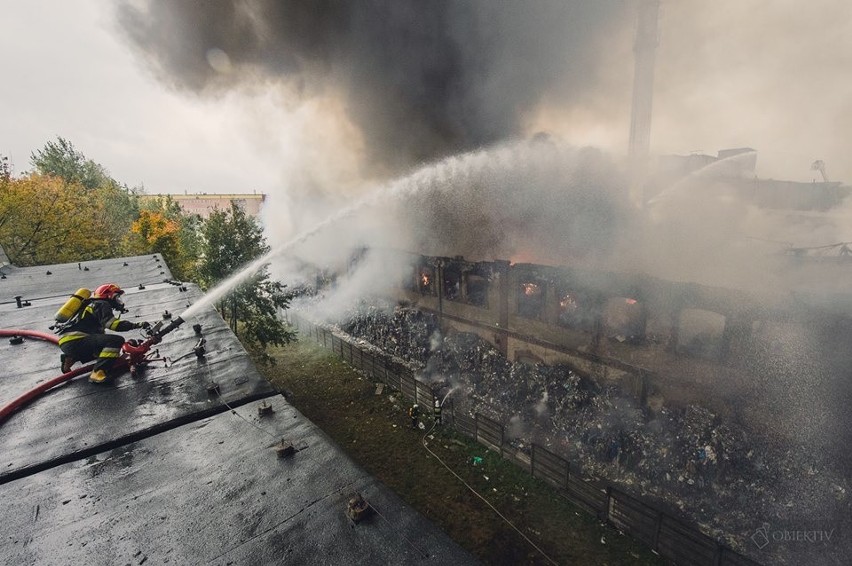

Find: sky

[1,0,850,202]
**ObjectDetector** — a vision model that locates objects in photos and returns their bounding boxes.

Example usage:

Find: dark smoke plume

[116,0,630,171]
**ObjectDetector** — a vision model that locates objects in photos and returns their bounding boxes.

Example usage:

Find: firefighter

[408,404,420,429]
[58,283,150,383]
[433,398,442,425]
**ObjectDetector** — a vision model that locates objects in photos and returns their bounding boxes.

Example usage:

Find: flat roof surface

[0,256,475,565]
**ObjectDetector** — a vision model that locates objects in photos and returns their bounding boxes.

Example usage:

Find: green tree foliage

[199,203,295,363]
[0,139,202,271]
[31,136,114,191]
[31,137,140,244]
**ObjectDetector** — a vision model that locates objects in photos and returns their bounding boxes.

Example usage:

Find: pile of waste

[331,300,850,561]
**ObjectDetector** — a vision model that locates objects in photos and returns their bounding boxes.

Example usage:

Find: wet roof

[0,255,474,564]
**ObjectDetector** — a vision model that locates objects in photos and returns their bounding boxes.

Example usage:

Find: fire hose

[0,317,185,425]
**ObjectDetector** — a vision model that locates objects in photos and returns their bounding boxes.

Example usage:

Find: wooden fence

[289,314,761,566]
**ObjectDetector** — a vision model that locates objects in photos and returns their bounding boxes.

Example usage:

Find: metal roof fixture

[206,382,220,395]
[257,402,274,417]
[138,284,146,290]
[9,336,23,345]
[193,323,203,336]
[346,493,373,523]
[45,271,52,275]
[162,310,172,320]
[193,338,206,359]
[275,439,295,458]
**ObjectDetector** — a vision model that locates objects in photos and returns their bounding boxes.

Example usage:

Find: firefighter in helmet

[58,283,150,383]
[409,404,420,429]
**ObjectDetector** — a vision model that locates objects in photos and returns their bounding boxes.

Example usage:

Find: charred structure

[293,248,852,564]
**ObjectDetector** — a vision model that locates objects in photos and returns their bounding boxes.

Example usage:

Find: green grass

[255,338,665,565]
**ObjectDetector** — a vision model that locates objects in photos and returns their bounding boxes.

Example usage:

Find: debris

[331,300,852,557]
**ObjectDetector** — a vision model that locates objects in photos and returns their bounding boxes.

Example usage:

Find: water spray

[440,386,459,407]
[180,141,542,320]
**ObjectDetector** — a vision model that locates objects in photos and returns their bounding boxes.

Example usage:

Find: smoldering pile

[336,301,851,553]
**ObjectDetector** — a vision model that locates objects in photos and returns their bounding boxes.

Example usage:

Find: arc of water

[181,140,540,319]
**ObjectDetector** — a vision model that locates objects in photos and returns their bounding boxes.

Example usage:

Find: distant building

[650,148,848,210]
[141,192,266,218]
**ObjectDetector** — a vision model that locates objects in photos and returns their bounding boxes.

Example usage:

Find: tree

[30,137,114,191]
[124,196,201,281]
[0,173,110,265]
[30,137,140,249]
[198,203,295,363]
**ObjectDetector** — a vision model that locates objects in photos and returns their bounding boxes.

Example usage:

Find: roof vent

[275,440,295,458]
[258,402,274,417]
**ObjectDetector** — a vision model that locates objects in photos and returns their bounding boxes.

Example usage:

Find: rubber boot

[89,369,108,383]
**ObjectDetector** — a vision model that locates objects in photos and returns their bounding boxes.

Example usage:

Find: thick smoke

[116,0,631,172]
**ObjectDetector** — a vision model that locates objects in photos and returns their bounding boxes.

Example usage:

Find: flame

[522,282,540,296]
[625,298,638,305]
[560,293,578,310]
[420,272,430,287]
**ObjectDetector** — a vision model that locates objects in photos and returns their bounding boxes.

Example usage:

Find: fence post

[713,543,723,566]
[531,444,537,478]
[652,510,663,551]
[604,486,613,522]
[474,413,480,445]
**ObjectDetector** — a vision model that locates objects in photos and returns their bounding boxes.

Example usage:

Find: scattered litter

[334,300,852,558]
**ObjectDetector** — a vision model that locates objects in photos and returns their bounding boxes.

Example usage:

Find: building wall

[142,193,266,219]
[389,251,852,407]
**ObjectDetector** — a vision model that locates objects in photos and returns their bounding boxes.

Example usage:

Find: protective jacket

[58,299,135,345]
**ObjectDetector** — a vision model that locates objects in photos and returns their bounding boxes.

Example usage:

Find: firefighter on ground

[58,283,150,383]
[409,404,420,429]
[433,398,442,425]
